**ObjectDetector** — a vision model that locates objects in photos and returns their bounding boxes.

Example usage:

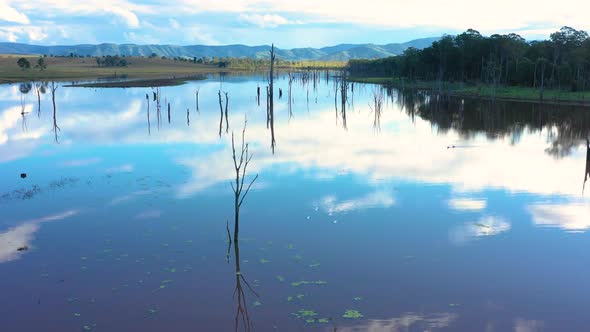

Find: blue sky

[0,0,586,47]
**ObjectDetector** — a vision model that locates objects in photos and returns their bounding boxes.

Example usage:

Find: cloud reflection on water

[0,210,78,263]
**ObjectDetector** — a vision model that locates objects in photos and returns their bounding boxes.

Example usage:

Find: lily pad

[292,309,318,319]
[291,280,328,287]
[342,310,363,319]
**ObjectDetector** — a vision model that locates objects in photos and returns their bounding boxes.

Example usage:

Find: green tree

[17,58,31,70]
[36,57,47,71]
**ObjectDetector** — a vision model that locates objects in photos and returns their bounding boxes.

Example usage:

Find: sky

[0,0,588,48]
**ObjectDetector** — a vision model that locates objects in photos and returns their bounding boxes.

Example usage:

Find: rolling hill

[0,37,439,61]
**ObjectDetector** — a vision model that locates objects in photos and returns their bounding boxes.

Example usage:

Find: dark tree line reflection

[387,87,590,158]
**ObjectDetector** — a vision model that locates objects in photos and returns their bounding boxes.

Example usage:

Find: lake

[1,73,590,332]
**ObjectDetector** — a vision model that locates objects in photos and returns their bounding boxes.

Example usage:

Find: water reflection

[2,74,590,330]
[50,82,60,143]
[390,88,590,157]
[0,210,78,263]
[337,312,457,332]
[227,121,259,331]
[584,138,590,194]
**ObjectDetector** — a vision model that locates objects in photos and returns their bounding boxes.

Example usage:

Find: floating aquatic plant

[276,275,285,282]
[291,280,327,287]
[308,263,321,268]
[353,297,363,301]
[259,258,270,264]
[342,310,363,319]
[292,309,318,319]
[253,301,262,307]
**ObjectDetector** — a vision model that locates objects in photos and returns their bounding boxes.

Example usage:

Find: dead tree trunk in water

[288,72,293,118]
[218,90,224,136]
[231,118,258,243]
[257,85,260,106]
[269,44,276,153]
[224,92,230,134]
[34,83,41,118]
[167,102,171,124]
[195,88,200,113]
[146,93,151,135]
[50,82,60,143]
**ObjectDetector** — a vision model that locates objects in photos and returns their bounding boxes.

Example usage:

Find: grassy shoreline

[0,55,345,85]
[349,76,590,106]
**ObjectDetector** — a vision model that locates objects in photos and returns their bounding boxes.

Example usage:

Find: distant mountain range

[0,38,439,61]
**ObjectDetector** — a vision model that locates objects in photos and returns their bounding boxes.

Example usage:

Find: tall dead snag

[288,72,294,119]
[167,102,171,124]
[340,74,348,129]
[269,44,276,153]
[218,90,224,137]
[225,92,230,134]
[186,108,190,126]
[370,89,384,131]
[265,86,270,129]
[257,85,260,106]
[20,92,28,132]
[34,83,42,118]
[230,118,258,243]
[146,93,151,135]
[50,82,60,143]
[195,88,200,113]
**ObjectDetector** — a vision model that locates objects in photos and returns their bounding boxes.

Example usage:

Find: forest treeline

[348,27,590,92]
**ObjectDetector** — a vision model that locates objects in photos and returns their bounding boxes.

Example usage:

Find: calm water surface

[1,74,590,331]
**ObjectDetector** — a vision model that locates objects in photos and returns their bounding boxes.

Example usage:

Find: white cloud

[107,6,140,28]
[448,198,487,212]
[172,0,590,35]
[169,18,180,29]
[0,2,29,24]
[528,201,590,232]
[240,13,292,28]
